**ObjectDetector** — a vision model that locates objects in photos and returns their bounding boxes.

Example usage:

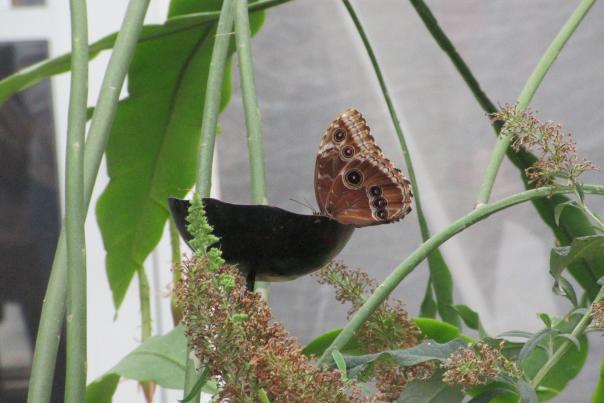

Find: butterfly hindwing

[314,109,413,227]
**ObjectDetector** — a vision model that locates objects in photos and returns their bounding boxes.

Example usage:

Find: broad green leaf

[518,328,558,362]
[467,388,514,403]
[396,370,463,403]
[591,358,604,403]
[0,0,291,107]
[85,325,188,403]
[550,235,604,291]
[453,304,487,338]
[340,338,467,377]
[96,1,265,308]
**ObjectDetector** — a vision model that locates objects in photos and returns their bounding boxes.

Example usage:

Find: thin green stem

[576,191,604,232]
[169,217,183,325]
[27,1,152,402]
[187,1,236,401]
[316,184,604,366]
[137,267,154,401]
[530,284,604,389]
[343,0,457,325]
[234,0,270,299]
[64,0,88,401]
[475,0,596,207]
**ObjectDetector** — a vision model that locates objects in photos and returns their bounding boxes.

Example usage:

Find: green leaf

[420,278,437,318]
[397,370,463,403]
[554,333,581,351]
[554,201,579,226]
[340,339,467,377]
[414,317,473,343]
[518,328,558,362]
[467,388,514,403]
[0,0,291,107]
[426,249,460,326]
[95,1,266,309]
[453,304,488,338]
[85,325,189,402]
[591,358,604,403]
[550,235,604,299]
[331,350,347,376]
[302,328,360,357]
[514,379,538,403]
[521,318,589,401]
[538,313,552,328]
[554,276,579,307]
[179,368,209,403]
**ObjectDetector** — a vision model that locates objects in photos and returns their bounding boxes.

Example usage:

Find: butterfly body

[315,109,413,227]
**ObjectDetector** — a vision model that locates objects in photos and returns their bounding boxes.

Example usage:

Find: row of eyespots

[368,185,388,220]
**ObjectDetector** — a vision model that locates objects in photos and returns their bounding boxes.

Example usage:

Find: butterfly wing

[315,109,413,227]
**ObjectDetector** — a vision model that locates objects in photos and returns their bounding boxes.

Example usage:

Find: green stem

[137,266,154,400]
[316,184,604,366]
[342,0,458,325]
[530,284,604,389]
[475,0,596,207]
[187,1,235,401]
[169,217,183,325]
[576,191,604,232]
[27,1,152,402]
[64,0,88,401]
[195,0,235,196]
[408,0,497,117]
[234,0,271,299]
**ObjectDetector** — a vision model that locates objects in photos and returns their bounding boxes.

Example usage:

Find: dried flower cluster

[442,341,522,389]
[176,258,368,402]
[315,261,433,401]
[491,105,597,187]
[591,301,604,328]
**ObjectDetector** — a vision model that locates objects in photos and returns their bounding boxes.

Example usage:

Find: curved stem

[234,0,271,298]
[530,284,604,388]
[317,184,604,366]
[475,0,596,207]
[342,0,458,325]
[27,1,152,402]
[64,0,88,401]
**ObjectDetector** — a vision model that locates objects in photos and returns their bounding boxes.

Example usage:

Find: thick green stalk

[234,0,270,298]
[64,0,88,401]
[316,184,604,366]
[187,1,235,401]
[342,0,458,325]
[195,0,235,195]
[27,1,152,402]
[475,0,596,206]
[530,285,604,389]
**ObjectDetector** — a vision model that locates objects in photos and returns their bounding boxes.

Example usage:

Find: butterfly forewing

[314,109,413,227]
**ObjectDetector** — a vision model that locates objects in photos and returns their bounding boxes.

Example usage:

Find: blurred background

[0,0,602,401]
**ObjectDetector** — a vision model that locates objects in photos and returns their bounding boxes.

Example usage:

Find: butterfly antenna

[289,198,316,213]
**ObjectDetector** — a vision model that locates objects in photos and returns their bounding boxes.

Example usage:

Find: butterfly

[314,109,413,227]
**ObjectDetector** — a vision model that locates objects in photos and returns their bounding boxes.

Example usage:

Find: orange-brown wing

[323,152,413,227]
[315,109,381,212]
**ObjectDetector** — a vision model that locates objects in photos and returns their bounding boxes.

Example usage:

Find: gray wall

[217,1,604,400]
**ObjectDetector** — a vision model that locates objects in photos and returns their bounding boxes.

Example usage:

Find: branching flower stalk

[475,0,596,206]
[27,1,152,402]
[530,284,604,389]
[317,184,604,367]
